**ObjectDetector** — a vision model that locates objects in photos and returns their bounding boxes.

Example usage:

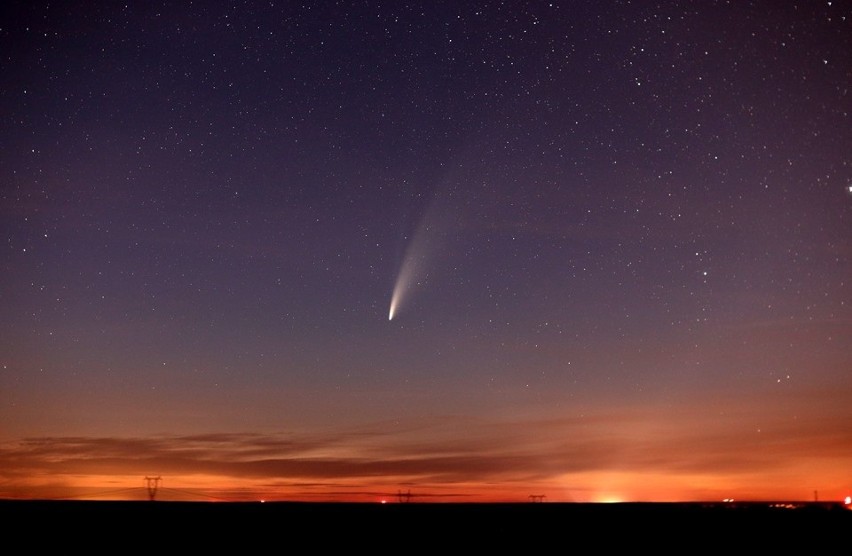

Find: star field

[1,1,850,502]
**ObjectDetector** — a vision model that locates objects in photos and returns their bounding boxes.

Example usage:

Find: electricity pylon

[144,476,162,501]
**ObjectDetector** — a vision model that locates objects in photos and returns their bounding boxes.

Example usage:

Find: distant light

[723,498,735,503]
[845,496,851,505]
[381,499,387,504]
[260,499,265,503]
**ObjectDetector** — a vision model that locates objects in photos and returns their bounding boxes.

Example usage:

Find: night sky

[2,1,850,502]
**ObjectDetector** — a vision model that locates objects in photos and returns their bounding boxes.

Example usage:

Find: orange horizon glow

[3,477,851,505]
[3,392,850,504]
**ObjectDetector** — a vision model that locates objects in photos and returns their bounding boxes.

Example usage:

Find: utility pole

[145,476,162,501]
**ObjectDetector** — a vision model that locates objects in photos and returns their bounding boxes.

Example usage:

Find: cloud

[1,405,850,500]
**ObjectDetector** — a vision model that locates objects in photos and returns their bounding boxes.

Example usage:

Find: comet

[387,191,456,321]
[387,226,431,321]
[388,246,420,321]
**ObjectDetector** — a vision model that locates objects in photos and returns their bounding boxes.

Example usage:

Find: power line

[157,487,242,502]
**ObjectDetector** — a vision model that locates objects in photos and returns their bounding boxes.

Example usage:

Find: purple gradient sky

[1,1,850,502]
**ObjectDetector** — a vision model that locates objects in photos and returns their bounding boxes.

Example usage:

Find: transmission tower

[529,494,546,503]
[144,476,162,501]
[397,489,411,503]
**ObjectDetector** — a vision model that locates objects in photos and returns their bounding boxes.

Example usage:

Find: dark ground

[3,500,849,550]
